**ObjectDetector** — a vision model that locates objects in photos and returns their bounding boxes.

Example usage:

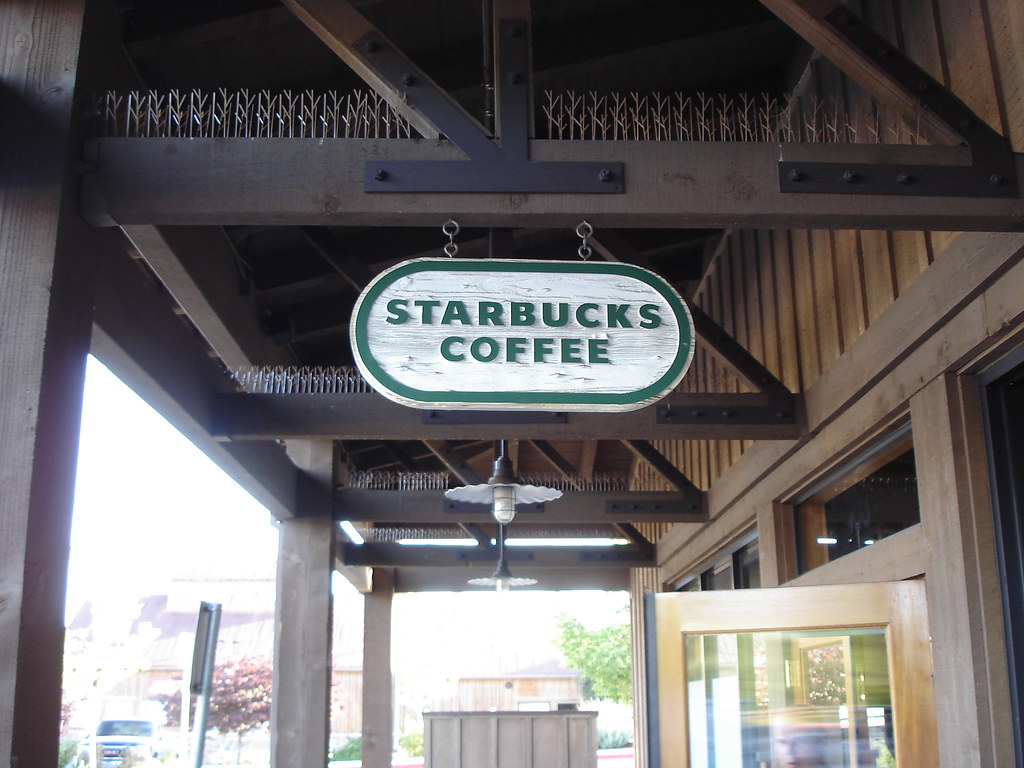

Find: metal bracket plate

[605,499,702,516]
[579,548,654,563]
[456,548,534,563]
[445,500,544,515]
[779,8,1017,198]
[657,395,796,426]
[422,410,568,425]
[360,21,623,194]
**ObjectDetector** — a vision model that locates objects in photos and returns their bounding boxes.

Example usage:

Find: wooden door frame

[647,580,938,768]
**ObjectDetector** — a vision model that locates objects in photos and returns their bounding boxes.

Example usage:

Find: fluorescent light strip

[505,538,628,547]
[393,538,630,547]
[397,538,478,546]
[339,520,365,545]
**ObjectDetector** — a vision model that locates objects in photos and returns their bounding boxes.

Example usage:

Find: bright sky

[66,356,280,623]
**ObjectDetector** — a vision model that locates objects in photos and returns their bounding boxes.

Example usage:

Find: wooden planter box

[423,711,598,768]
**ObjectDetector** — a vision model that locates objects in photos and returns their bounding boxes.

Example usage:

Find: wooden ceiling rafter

[688,302,791,396]
[622,439,701,495]
[423,440,485,485]
[280,0,451,140]
[529,439,585,490]
[759,0,958,143]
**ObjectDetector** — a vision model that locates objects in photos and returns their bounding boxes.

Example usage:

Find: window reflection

[795,432,919,574]
[685,628,895,767]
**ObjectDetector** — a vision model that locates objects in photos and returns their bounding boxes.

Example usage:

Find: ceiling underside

[97,1,953,589]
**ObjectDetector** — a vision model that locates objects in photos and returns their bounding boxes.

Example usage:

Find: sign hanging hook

[442,219,460,257]
[576,220,593,261]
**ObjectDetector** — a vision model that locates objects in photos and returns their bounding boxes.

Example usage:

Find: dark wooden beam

[615,523,654,549]
[93,241,301,520]
[760,0,959,144]
[211,391,804,441]
[529,440,584,489]
[81,139,1024,230]
[460,523,491,546]
[121,224,294,371]
[334,489,705,524]
[297,226,375,291]
[280,0,464,140]
[339,542,655,568]
[689,302,791,395]
[387,566,631,592]
[380,441,419,472]
[579,439,598,479]
[622,440,700,494]
[423,440,484,485]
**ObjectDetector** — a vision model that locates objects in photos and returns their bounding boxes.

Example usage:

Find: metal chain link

[442,219,460,257]
[576,220,593,260]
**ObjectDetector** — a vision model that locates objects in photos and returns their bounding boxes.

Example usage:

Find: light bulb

[492,485,517,524]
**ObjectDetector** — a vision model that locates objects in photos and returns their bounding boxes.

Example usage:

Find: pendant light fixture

[467,524,538,592]
[444,440,562,525]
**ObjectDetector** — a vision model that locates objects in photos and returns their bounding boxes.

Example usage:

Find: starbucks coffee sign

[350,259,694,411]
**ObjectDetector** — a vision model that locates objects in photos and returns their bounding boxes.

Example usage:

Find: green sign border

[350,258,695,409]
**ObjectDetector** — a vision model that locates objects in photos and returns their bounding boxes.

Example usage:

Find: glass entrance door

[648,581,937,767]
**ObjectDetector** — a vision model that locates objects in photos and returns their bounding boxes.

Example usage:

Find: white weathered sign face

[350,258,694,411]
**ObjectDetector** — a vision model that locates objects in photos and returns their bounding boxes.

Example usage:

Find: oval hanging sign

[350,258,695,411]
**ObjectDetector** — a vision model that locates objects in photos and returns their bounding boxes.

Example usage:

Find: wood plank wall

[630,0,1024,518]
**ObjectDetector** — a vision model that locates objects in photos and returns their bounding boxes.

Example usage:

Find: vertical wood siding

[630,0,1024,518]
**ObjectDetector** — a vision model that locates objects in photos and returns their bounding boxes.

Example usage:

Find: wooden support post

[362,568,395,768]
[911,374,1013,767]
[1,4,91,767]
[271,442,335,768]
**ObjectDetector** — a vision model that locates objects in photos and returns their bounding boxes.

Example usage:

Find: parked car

[75,719,162,767]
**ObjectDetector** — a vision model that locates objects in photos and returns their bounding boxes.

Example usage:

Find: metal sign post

[190,602,221,768]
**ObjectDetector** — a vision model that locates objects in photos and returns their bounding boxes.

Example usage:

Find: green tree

[555,611,632,704]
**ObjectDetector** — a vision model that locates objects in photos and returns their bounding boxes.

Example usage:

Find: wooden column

[1,3,93,767]
[271,441,335,768]
[362,568,395,768]
[911,374,1014,767]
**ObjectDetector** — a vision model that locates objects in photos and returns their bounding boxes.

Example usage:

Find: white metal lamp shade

[467,523,539,591]
[443,448,562,525]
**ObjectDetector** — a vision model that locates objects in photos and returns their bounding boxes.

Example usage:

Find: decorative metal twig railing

[95,89,414,139]
[345,470,630,493]
[347,470,451,491]
[363,523,628,542]
[540,90,927,145]
[233,366,373,394]
[94,88,926,145]
[517,473,630,492]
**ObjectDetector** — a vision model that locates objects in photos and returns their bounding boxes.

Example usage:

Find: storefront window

[675,538,760,591]
[794,429,919,574]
